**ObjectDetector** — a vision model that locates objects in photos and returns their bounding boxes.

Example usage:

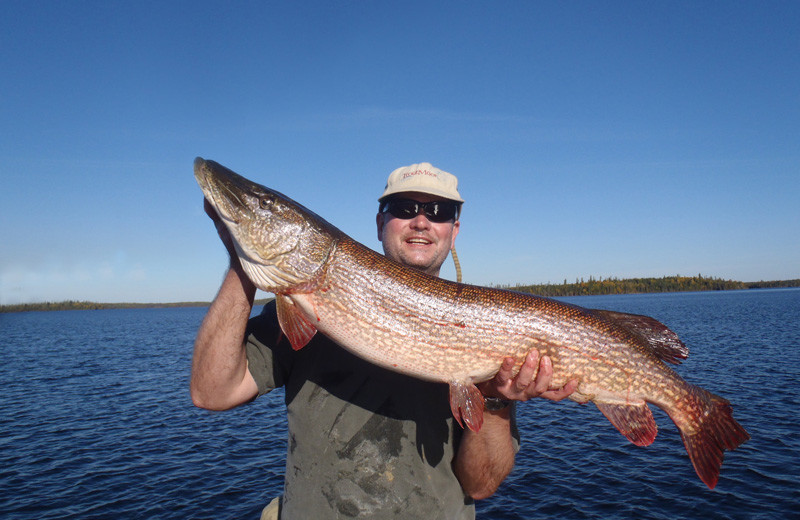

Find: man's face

[376,192,460,277]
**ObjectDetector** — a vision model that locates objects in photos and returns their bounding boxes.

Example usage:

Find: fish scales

[311,240,510,379]
[306,237,686,404]
[194,157,749,489]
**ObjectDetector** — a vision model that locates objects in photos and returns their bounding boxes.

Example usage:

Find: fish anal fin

[595,401,658,447]
[449,380,485,432]
[591,309,688,365]
[276,295,317,350]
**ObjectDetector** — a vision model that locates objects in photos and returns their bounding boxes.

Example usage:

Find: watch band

[483,396,512,411]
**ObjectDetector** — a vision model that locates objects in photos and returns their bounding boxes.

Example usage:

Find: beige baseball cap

[378,162,464,203]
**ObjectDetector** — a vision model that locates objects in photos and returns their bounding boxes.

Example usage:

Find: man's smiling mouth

[406,236,433,245]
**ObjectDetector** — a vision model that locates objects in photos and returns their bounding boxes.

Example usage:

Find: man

[191,162,577,519]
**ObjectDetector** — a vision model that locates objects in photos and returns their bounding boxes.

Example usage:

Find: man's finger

[540,379,579,401]
[514,350,539,391]
[495,356,516,383]
[531,355,554,394]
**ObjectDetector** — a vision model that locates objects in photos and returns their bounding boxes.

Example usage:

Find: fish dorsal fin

[595,401,658,446]
[590,309,688,364]
[276,295,317,350]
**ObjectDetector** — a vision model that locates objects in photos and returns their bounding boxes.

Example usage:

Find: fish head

[194,157,337,293]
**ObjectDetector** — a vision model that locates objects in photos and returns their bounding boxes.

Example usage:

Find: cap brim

[378,187,464,203]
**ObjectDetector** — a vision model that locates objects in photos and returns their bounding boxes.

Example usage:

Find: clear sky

[1,1,798,305]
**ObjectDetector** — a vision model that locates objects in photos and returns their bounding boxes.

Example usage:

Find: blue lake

[1,289,798,519]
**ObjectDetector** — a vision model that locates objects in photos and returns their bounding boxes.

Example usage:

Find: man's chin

[396,255,434,273]
[408,259,443,277]
[386,247,443,276]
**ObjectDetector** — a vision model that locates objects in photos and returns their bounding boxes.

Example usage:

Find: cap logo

[402,169,438,179]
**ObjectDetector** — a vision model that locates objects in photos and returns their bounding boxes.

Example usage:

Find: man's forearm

[190,266,258,410]
[453,407,515,500]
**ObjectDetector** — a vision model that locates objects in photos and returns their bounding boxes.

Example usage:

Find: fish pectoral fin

[449,380,485,432]
[590,308,688,365]
[276,295,317,351]
[595,401,658,446]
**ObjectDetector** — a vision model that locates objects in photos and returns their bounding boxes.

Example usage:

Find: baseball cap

[378,162,464,203]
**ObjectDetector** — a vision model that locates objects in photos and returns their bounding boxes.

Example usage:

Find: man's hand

[204,197,256,294]
[204,198,240,261]
[478,349,578,402]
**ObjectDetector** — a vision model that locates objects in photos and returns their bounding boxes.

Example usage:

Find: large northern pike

[194,157,749,489]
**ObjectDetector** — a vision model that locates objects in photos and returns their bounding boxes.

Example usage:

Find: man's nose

[408,213,431,229]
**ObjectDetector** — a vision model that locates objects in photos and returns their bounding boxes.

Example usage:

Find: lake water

[1,289,798,519]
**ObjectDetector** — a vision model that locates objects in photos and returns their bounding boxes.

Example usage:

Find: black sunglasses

[382,198,460,223]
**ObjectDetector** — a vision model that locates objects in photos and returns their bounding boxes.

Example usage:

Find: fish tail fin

[674,391,750,489]
[449,380,485,432]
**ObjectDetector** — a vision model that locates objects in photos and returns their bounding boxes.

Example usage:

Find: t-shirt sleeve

[244,300,291,396]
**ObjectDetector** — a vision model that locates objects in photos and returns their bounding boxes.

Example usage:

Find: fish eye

[259,196,273,210]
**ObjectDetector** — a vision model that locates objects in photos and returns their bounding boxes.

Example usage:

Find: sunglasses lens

[389,200,419,219]
[427,202,457,222]
[386,199,458,222]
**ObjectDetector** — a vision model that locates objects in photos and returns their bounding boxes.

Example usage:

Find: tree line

[504,275,800,297]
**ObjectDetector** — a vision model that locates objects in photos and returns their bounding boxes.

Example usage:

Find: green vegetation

[505,275,800,297]
[1,277,797,313]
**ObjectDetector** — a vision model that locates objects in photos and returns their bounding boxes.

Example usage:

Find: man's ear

[376,212,385,241]
[450,220,460,249]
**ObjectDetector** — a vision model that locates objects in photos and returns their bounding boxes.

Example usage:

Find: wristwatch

[483,396,512,411]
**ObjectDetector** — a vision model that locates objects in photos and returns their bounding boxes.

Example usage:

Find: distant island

[1,275,798,313]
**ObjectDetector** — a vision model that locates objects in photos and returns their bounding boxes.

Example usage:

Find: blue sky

[1,1,798,305]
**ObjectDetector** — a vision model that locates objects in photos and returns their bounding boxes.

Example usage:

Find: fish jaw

[194,157,339,293]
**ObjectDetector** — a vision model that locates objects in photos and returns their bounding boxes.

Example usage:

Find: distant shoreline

[0,299,273,314]
[2,276,798,314]
[506,275,800,298]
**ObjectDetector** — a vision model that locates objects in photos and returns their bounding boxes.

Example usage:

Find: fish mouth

[195,157,250,225]
[212,181,249,225]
